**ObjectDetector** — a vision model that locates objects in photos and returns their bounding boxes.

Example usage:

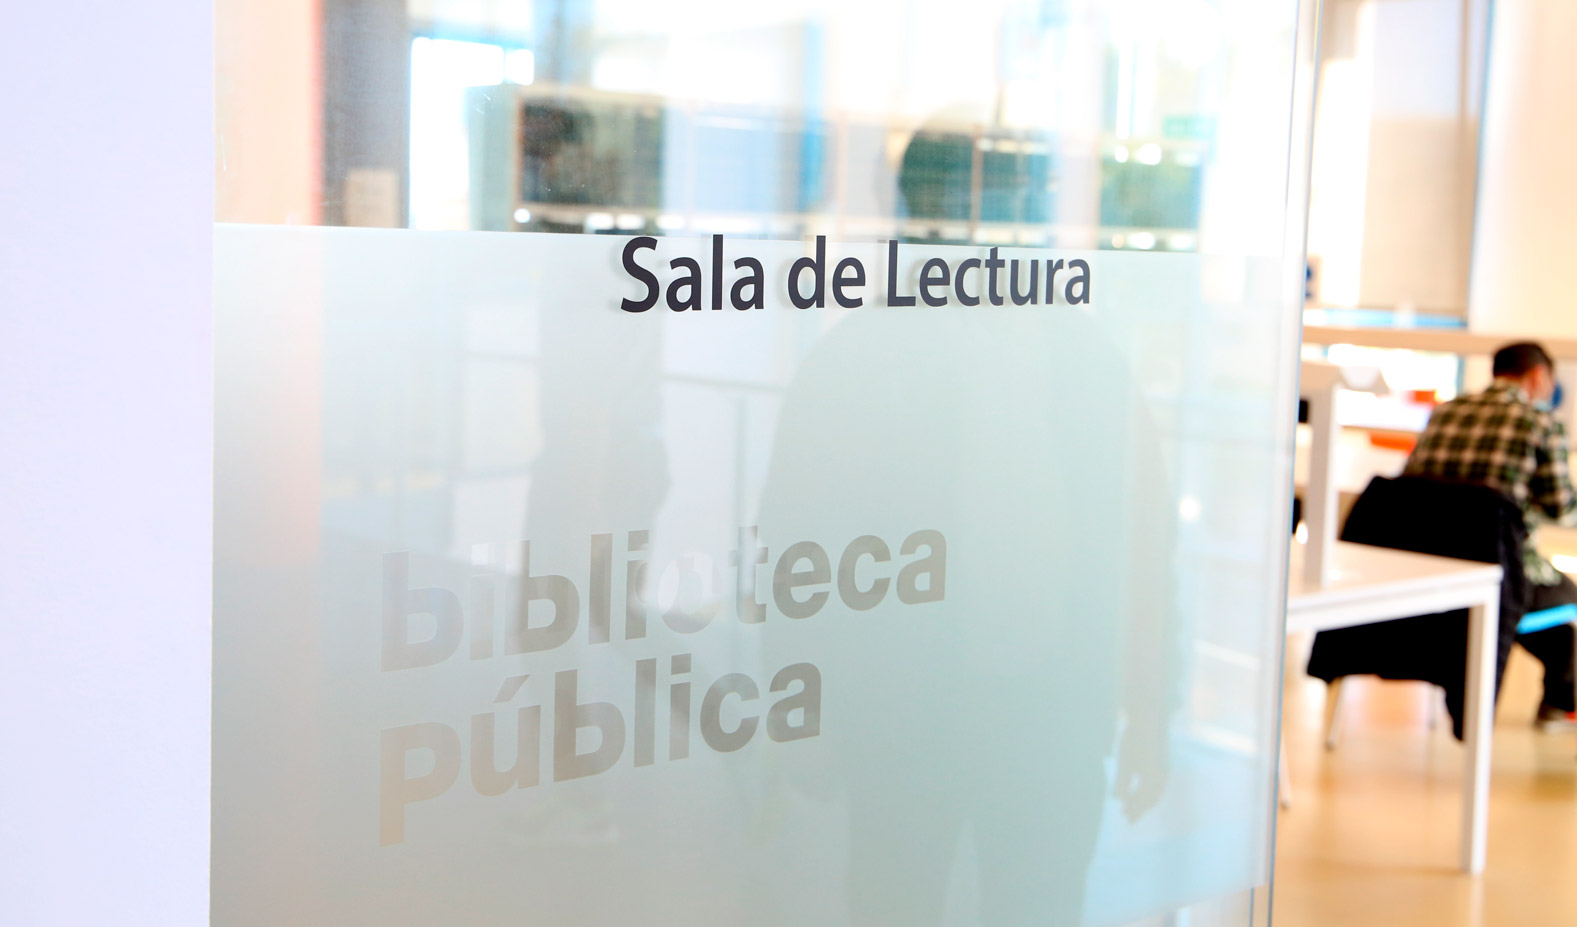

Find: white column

[1303,384,1340,587]
[1469,0,1577,338]
[0,2,212,924]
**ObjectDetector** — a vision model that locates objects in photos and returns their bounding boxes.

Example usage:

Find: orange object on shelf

[1368,430,1417,453]
[1407,389,1438,407]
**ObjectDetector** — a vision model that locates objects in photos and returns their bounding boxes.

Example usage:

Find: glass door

[213,2,1319,924]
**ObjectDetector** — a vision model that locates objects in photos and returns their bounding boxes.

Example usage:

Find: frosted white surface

[214,228,1294,925]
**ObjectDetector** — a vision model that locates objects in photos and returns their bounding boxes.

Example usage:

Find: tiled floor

[1272,636,1577,926]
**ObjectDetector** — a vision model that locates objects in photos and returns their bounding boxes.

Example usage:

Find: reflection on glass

[219,0,1301,254]
[214,2,1313,926]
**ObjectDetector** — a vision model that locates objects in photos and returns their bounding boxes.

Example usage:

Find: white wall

[1470,0,1577,337]
[0,2,212,925]
[1305,0,1487,315]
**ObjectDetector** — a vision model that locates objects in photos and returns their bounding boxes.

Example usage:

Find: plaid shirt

[1402,380,1577,584]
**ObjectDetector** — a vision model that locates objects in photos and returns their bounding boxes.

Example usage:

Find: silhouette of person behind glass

[755,126,1182,927]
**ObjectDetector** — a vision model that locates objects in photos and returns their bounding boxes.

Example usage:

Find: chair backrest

[1343,476,1526,572]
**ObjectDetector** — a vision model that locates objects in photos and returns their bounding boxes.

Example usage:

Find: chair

[1305,476,1530,741]
[1324,602,1577,748]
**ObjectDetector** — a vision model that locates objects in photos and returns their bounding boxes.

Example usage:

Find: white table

[1286,540,1503,874]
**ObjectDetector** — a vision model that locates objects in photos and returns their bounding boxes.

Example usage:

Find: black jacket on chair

[1304,475,1530,739]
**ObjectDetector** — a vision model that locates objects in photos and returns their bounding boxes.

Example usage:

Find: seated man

[1403,341,1577,729]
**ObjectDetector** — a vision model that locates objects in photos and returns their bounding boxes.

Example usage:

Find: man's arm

[1530,418,1577,524]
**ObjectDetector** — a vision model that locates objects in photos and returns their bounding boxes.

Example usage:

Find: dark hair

[1492,342,1553,377]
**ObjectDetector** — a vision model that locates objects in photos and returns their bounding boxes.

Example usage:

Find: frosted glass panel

[214,2,1317,925]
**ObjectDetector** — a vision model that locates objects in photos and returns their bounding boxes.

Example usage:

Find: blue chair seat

[1517,603,1577,635]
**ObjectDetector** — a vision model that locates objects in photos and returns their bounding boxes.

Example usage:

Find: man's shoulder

[1423,392,1495,429]
[1431,388,1545,423]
